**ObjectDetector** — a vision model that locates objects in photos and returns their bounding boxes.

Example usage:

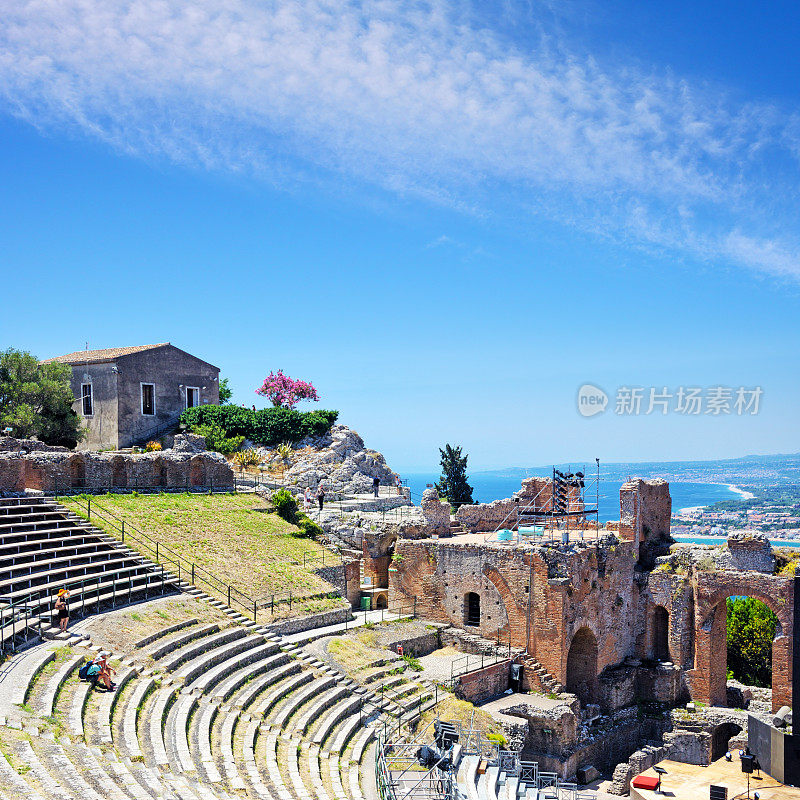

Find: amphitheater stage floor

[631,754,800,800]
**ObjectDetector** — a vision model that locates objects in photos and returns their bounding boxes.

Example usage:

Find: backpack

[78,663,91,680]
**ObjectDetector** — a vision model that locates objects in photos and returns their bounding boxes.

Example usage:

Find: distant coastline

[725,483,755,501]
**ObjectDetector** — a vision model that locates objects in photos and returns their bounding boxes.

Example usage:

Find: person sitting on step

[87,651,117,691]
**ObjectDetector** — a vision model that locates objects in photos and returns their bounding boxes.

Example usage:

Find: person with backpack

[81,652,117,691]
[54,589,70,632]
[315,485,325,512]
[372,476,380,498]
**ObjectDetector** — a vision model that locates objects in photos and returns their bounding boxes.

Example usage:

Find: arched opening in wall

[465,592,481,627]
[376,593,388,609]
[190,456,206,488]
[566,627,598,706]
[152,457,166,488]
[711,722,743,761]
[652,605,670,662]
[111,457,127,489]
[725,596,778,699]
[24,461,45,491]
[70,456,86,489]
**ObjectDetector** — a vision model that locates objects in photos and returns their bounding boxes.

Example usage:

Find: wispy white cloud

[1,0,799,278]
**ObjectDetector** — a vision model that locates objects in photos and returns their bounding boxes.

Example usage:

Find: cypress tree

[435,444,474,508]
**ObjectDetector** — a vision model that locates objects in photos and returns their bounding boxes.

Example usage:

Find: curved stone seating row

[1,600,434,800]
[0,498,179,651]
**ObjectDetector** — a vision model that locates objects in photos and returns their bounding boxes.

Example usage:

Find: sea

[402,471,741,522]
[403,461,800,549]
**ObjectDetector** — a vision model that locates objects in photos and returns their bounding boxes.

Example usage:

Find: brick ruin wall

[389,478,794,715]
[0,445,234,493]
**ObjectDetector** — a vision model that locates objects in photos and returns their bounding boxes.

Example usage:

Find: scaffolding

[375,718,590,799]
[487,459,601,545]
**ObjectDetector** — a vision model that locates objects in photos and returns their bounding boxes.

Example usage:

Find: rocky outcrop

[258,425,399,495]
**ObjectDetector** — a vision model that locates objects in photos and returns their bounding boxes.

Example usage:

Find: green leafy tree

[218,377,233,404]
[435,443,474,509]
[726,596,777,687]
[0,348,83,447]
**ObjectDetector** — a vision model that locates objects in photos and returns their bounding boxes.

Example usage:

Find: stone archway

[694,581,791,712]
[70,455,86,489]
[566,626,599,706]
[652,605,670,662]
[190,456,206,488]
[152,457,167,489]
[711,722,743,761]
[465,592,481,626]
[111,456,127,489]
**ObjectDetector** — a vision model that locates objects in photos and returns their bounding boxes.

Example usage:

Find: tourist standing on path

[373,476,380,498]
[395,475,403,495]
[316,485,325,511]
[303,487,312,511]
[55,588,70,632]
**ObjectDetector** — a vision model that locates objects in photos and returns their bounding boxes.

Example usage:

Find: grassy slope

[61,493,339,605]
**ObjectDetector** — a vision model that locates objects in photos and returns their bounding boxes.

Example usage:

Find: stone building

[42,343,220,450]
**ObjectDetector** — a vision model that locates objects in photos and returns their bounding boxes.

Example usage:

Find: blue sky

[1,0,799,472]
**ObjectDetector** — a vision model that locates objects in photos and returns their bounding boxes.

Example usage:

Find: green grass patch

[62,493,338,602]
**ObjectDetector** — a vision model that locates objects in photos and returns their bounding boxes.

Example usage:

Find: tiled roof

[42,343,171,364]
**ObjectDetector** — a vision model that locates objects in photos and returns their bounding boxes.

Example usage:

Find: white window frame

[140,382,156,416]
[185,386,200,409]
[80,383,93,417]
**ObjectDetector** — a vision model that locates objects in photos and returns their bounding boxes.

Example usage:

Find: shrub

[296,515,324,538]
[487,732,508,748]
[272,489,299,523]
[191,423,245,456]
[402,655,423,671]
[774,548,800,576]
[232,449,261,469]
[180,405,337,447]
[145,440,162,452]
[276,443,293,461]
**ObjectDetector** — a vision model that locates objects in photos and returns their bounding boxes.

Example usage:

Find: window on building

[185,387,199,408]
[141,383,156,416]
[81,383,93,416]
[465,592,481,626]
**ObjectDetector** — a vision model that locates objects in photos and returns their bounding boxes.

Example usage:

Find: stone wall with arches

[387,477,795,717]
[0,440,233,494]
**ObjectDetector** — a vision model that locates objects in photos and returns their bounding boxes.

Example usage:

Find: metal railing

[56,495,347,623]
[448,628,514,683]
[1,567,176,655]
[129,411,184,447]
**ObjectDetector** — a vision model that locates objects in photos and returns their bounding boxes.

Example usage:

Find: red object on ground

[631,775,660,790]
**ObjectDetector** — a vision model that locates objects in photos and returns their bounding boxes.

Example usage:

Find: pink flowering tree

[256,370,319,409]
